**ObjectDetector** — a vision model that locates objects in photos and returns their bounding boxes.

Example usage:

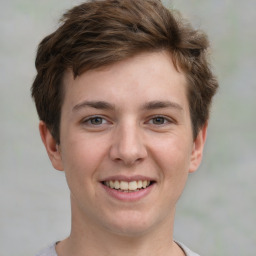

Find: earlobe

[39,121,64,171]
[189,122,208,173]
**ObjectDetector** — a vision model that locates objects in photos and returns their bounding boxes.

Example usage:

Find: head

[31,0,218,145]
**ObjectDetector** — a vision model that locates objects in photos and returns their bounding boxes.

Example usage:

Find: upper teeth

[104,180,150,191]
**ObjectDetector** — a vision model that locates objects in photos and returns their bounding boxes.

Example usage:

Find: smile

[103,180,153,192]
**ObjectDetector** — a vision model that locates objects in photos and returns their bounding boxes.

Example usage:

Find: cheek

[150,136,193,181]
[60,136,108,183]
[153,134,192,162]
[148,137,192,211]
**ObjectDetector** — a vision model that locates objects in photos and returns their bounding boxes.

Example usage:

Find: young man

[32,0,218,255]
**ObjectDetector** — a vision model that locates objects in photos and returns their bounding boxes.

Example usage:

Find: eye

[83,116,108,126]
[151,116,166,125]
[149,116,170,125]
[90,117,104,125]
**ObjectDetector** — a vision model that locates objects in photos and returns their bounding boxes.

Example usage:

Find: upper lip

[100,175,156,182]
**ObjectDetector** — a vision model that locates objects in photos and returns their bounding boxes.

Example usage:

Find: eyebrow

[72,100,115,112]
[72,100,183,112]
[141,101,183,111]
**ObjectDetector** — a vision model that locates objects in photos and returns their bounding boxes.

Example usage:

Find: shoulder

[175,241,201,256]
[35,242,58,256]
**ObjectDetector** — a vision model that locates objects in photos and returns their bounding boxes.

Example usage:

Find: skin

[40,51,207,256]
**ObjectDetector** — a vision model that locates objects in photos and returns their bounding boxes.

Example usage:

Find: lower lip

[101,183,155,202]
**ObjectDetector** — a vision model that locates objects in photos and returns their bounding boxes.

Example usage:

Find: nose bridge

[110,119,147,165]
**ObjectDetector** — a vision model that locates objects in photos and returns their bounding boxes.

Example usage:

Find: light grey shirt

[35,241,200,256]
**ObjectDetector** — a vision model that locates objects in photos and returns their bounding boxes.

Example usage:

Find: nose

[109,122,147,166]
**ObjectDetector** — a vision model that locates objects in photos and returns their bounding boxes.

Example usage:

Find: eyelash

[147,115,173,126]
[81,115,174,128]
[82,116,108,126]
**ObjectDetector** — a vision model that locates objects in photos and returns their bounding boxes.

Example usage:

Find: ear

[39,121,64,171]
[189,122,208,173]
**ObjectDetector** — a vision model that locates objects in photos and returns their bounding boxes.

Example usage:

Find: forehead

[62,51,188,110]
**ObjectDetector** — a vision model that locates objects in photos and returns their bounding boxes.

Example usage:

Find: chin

[103,210,159,237]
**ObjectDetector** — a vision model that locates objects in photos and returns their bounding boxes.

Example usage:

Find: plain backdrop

[0,0,255,255]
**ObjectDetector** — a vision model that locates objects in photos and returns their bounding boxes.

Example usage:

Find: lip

[101,181,155,202]
[100,175,156,202]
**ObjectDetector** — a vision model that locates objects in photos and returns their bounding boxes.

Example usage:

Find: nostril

[109,134,148,165]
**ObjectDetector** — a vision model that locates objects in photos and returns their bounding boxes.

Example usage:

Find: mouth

[102,180,155,193]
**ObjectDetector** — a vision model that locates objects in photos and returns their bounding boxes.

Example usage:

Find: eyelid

[146,115,175,125]
[82,115,110,126]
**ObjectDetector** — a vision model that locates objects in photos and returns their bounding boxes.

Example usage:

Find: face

[40,51,206,237]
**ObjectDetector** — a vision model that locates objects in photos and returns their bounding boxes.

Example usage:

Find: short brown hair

[31,0,218,144]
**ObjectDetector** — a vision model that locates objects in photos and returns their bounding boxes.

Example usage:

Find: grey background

[0,0,255,255]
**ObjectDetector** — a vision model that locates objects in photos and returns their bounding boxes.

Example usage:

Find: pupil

[153,117,164,124]
[92,117,102,124]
